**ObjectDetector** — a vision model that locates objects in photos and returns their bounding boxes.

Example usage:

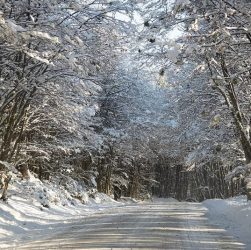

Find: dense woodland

[0,0,250,202]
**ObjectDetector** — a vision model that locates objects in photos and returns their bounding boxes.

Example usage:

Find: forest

[0,0,251,203]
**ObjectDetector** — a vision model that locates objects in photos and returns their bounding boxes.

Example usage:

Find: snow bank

[0,174,122,248]
[118,196,139,203]
[203,196,251,248]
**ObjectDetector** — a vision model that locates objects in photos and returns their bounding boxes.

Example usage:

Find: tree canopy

[0,0,251,201]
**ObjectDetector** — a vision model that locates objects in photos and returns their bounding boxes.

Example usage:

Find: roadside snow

[0,174,122,249]
[203,196,251,248]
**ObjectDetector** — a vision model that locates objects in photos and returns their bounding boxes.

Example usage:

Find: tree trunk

[0,173,11,201]
[219,55,251,200]
[104,165,112,195]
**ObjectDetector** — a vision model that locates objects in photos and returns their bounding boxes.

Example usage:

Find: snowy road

[16,201,245,249]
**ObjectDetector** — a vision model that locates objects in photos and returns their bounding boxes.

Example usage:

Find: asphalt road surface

[16,200,245,249]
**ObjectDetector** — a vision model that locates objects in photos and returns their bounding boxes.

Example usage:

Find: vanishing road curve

[16,200,245,250]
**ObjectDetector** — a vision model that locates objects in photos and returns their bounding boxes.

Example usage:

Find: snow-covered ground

[0,173,126,249]
[203,196,251,248]
[1,173,250,250]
